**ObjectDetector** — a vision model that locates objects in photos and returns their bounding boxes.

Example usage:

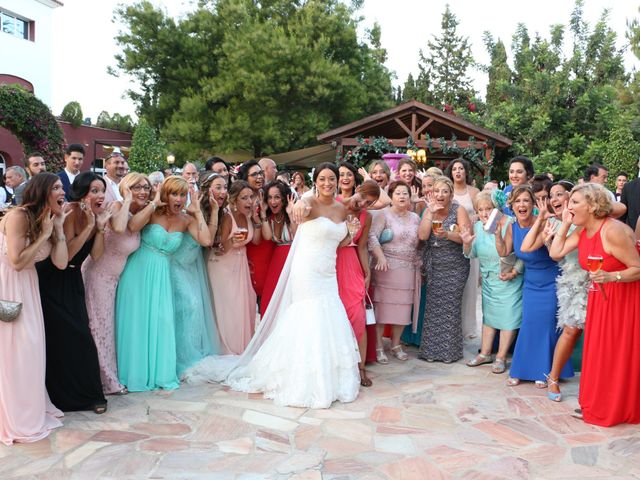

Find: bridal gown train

[183,216,361,409]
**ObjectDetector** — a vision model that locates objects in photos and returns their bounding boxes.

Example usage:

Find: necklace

[273,213,285,224]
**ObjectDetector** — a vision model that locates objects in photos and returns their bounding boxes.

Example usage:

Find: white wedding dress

[183,216,361,408]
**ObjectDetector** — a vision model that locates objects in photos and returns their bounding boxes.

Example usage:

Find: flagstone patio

[2,340,639,479]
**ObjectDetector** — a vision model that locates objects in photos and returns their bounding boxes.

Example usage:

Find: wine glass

[432,219,443,246]
[346,214,360,247]
[586,254,604,293]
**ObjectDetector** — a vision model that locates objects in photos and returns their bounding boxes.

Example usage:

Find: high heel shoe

[544,373,562,402]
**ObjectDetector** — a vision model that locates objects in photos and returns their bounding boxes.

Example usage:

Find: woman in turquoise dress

[172,174,221,378]
[115,177,216,391]
[461,191,523,374]
[495,185,573,387]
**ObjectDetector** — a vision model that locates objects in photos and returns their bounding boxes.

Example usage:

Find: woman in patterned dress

[418,176,471,363]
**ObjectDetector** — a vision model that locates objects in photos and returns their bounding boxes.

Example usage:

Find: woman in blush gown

[0,173,67,445]
[115,176,214,392]
[208,180,261,354]
[184,163,360,409]
[82,173,151,394]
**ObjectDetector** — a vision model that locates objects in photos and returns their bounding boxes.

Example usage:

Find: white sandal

[376,348,389,364]
[391,345,408,361]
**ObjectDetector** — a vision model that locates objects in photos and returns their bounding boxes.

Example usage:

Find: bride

[183,163,360,408]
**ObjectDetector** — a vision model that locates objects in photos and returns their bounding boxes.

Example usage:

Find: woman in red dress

[239,160,275,298]
[336,179,380,387]
[552,183,640,426]
[259,180,297,315]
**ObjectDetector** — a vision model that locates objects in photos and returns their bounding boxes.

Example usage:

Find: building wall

[0,0,58,105]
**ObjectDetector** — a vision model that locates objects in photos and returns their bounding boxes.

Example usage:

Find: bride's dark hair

[312,163,339,183]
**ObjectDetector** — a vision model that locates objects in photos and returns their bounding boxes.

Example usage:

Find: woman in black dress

[37,172,111,413]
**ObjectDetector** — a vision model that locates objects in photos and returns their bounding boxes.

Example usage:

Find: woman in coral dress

[337,180,380,386]
[259,180,297,315]
[208,180,260,354]
[82,173,150,394]
[0,173,67,445]
[552,183,640,426]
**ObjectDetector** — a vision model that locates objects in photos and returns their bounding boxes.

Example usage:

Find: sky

[51,0,640,122]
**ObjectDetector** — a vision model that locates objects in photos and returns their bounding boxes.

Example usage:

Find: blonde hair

[157,176,189,215]
[119,172,150,197]
[570,183,612,218]
[426,166,443,176]
[473,191,493,211]
[367,159,390,178]
[433,175,454,193]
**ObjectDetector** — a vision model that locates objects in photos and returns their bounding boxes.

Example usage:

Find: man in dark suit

[620,160,640,230]
[57,144,85,200]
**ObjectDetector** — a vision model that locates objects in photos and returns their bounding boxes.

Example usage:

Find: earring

[80,202,86,210]
[314,186,319,198]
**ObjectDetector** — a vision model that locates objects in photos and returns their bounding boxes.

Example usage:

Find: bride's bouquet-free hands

[291,198,312,224]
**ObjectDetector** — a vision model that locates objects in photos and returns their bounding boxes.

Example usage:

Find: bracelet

[149,202,157,211]
[252,222,262,229]
[97,228,105,234]
[56,235,66,243]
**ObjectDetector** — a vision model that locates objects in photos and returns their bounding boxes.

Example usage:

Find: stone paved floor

[2,339,640,479]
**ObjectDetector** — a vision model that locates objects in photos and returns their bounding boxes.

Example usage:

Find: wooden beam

[411,113,417,137]
[393,117,412,136]
[415,118,434,137]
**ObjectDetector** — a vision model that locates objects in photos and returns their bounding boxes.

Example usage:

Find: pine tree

[417,4,476,111]
[401,73,419,102]
[128,118,166,174]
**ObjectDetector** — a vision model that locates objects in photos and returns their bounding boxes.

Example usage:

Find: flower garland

[0,85,65,171]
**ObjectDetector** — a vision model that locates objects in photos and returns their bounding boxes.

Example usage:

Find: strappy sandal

[506,377,520,386]
[466,353,492,367]
[544,373,562,402]
[359,367,372,387]
[376,348,388,364]
[93,402,108,415]
[491,358,506,374]
[391,345,408,361]
[535,380,548,389]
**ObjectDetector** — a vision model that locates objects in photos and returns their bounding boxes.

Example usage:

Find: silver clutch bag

[0,299,22,323]
[499,254,517,275]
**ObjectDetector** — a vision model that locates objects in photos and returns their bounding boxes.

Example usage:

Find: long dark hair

[199,172,227,226]
[337,161,363,196]
[20,172,59,241]
[69,172,106,202]
[445,158,473,186]
[263,180,292,225]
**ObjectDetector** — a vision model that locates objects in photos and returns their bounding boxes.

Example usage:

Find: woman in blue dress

[495,185,573,386]
[172,173,221,377]
[461,190,523,374]
[115,176,216,391]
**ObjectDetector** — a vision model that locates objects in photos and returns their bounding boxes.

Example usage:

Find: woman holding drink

[208,180,262,354]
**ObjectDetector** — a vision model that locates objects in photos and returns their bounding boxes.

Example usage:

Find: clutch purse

[379,228,393,244]
[365,293,376,325]
[484,209,503,234]
[499,253,517,275]
[0,299,22,323]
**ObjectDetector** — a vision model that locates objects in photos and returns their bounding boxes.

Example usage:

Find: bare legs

[358,329,372,386]
[547,326,582,396]
[375,324,408,362]
[469,325,516,370]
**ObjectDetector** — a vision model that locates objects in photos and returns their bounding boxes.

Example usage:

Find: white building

[0,0,62,106]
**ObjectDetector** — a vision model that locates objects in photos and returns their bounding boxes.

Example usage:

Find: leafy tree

[417,4,476,110]
[96,111,112,128]
[401,73,419,102]
[128,117,166,173]
[60,101,83,128]
[95,111,135,132]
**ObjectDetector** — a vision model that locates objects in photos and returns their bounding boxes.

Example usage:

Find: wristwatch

[615,272,622,282]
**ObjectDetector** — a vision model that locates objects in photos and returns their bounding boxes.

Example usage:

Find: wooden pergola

[317,100,512,178]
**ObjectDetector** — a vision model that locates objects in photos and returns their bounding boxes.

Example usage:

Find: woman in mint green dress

[115,177,216,391]
[172,174,221,377]
[461,191,523,374]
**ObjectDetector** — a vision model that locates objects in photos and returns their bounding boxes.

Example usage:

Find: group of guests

[1,148,639,447]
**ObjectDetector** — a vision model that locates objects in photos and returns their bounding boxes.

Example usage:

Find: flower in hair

[308,167,315,180]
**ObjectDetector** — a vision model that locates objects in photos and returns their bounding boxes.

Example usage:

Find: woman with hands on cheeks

[115,176,214,392]
[1,173,68,444]
[82,173,153,395]
[461,191,522,374]
[369,181,420,364]
[36,172,110,414]
[208,180,261,355]
[418,176,470,363]
[548,183,640,426]
[259,180,297,315]
[495,185,572,388]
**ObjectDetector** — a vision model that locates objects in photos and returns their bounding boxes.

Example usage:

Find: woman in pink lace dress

[0,173,68,445]
[82,173,152,394]
[368,181,421,363]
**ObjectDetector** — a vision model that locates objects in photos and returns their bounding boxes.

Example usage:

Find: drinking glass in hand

[346,214,359,247]
[587,254,604,293]
[432,219,443,246]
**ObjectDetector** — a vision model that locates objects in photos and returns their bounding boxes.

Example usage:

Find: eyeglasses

[248,171,265,178]
[131,185,152,192]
